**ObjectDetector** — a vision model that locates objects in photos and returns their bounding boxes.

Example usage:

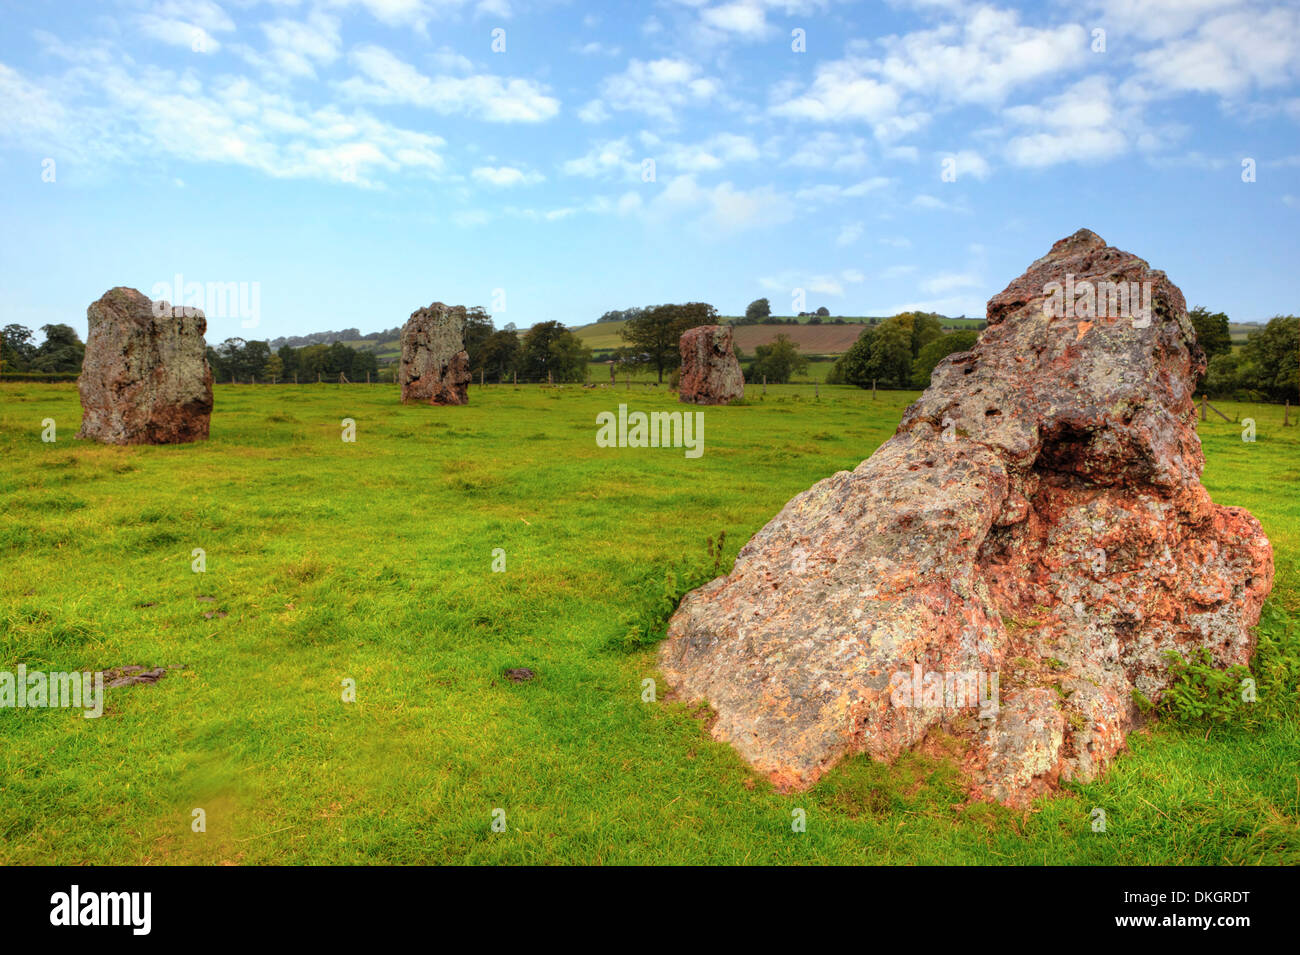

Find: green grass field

[1,382,1296,864]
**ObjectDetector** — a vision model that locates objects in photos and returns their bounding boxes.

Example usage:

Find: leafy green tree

[479,328,520,381]
[870,319,913,387]
[297,344,328,380]
[1241,314,1299,402]
[746,333,808,383]
[243,340,272,379]
[1189,306,1233,363]
[744,298,771,323]
[520,321,590,382]
[835,324,876,386]
[31,324,85,373]
[911,330,980,388]
[597,307,644,324]
[547,328,592,383]
[277,344,298,380]
[621,302,717,383]
[907,312,944,358]
[835,312,942,389]
[2,324,37,372]
[463,306,494,373]
[1204,351,1252,398]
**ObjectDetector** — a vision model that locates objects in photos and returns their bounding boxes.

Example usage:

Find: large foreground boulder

[400,302,471,405]
[76,287,213,445]
[679,325,744,405]
[659,229,1273,804]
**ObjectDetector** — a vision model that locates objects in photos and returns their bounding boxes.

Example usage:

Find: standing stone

[399,302,471,405]
[659,229,1273,805]
[679,325,743,405]
[76,287,213,445]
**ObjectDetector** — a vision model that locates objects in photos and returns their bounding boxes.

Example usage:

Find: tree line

[5,305,1293,398]
[827,312,974,389]
[824,307,1298,401]
[1190,308,1298,403]
[0,324,85,375]
[211,309,594,384]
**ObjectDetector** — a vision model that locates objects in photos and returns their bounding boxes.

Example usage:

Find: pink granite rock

[659,230,1273,804]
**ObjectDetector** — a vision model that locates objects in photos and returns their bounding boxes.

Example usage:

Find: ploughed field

[1,382,1296,864]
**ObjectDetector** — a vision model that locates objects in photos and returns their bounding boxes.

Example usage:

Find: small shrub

[609,532,728,653]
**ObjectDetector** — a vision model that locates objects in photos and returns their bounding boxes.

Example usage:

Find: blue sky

[1,0,1298,344]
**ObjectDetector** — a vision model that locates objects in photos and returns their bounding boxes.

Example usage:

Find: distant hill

[572,314,979,358]
[268,328,400,350]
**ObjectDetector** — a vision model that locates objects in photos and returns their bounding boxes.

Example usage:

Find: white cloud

[138,0,236,53]
[338,44,560,122]
[771,60,905,123]
[912,193,958,210]
[782,131,872,169]
[837,223,864,245]
[577,99,610,123]
[326,0,469,31]
[1004,76,1129,167]
[0,57,448,187]
[1089,0,1250,42]
[1124,7,1300,100]
[701,2,771,38]
[796,176,892,203]
[562,138,638,179]
[238,11,342,79]
[660,133,760,172]
[944,149,991,180]
[574,41,621,56]
[645,175,795,233]
[771,7,1088,144]
[870,9,1089,105]
[759,264,862,298]
[596,58,719,122]
[472,165,542,186]
[922,271,981,295]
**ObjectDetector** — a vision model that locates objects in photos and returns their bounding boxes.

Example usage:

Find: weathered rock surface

[400,302,471,405]
[659,230,1273,804]
[76,287,213,445]
[679,325,744,405]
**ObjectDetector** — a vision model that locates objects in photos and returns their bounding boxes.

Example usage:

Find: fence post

[1285,399,1290,427]
[872,379,877,400]
[1200,394,1207,422]
[763,374,767,395]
